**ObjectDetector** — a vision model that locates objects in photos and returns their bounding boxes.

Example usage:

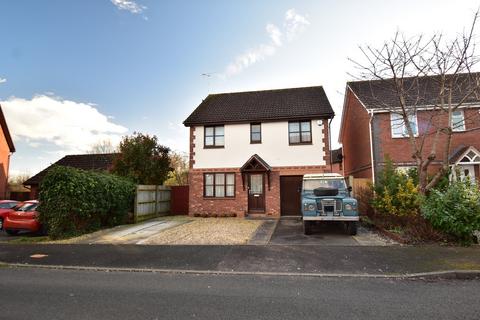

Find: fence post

[155,185,159,216]
[133,185,139,223]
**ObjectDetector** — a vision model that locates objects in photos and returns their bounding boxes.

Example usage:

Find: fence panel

[348,177,373,216]
[134,185,171,222]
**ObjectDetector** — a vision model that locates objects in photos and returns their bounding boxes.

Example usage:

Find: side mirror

[347,186,353,192]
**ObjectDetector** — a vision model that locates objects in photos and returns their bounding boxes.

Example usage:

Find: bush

[38,166,136,239]
[421,179,480,244]
[372,157,420,217]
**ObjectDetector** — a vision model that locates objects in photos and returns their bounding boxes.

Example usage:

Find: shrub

[38,166,136,239]
[421,179,480,244]
[372,157,420,217]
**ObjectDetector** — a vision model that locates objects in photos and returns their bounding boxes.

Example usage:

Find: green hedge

[38,166,136,239]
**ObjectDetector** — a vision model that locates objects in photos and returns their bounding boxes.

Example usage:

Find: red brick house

[339,74,480,184]
[23,153,116,199]
[0,105,15,199]
[183,86,335,217]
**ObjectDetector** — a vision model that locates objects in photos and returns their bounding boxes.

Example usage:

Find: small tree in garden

[350,10,480,194]
[164,151,189,186]
[112,132,172,185]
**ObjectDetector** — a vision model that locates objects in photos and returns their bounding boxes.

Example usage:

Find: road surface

[0,267,479,319]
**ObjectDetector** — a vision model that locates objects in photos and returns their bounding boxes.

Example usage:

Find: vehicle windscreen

[303,179,346,191]
[15,203,38,212]
[0,202,16,209]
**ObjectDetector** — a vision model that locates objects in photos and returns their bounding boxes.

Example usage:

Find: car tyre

[5,229,19,236]
[303,220,312,235]
[346,222,357,235]
[0,218,3,230]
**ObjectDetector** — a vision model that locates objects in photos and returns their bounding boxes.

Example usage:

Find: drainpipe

[368,110,376,184]
[328,118,333,173]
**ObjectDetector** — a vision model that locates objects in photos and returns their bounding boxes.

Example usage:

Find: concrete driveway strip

[75,219,191,244]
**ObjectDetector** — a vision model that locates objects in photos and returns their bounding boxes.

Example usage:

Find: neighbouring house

[183,86,335,217]
[23,153,116,199]
[339,74,480,184]
[330,147,343,175]
[0,105,15,199]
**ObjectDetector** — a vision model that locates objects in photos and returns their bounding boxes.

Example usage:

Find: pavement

[1,243,479,277]
[1,267,479,320]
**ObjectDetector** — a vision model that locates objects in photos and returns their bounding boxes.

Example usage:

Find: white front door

[459,165,476,183]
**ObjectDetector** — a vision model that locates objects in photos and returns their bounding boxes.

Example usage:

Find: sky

[0,0,479,177]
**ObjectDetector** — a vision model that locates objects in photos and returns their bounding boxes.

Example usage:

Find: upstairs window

[250,123,262,143]
[451,110,466,132]
[204,125,224,148]
[289,121,312,144]
[391,113,418,138]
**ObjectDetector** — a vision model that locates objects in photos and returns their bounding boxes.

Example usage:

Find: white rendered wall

[193,120,326,169]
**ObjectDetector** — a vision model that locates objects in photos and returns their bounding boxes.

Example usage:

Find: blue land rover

[301,173,359,235]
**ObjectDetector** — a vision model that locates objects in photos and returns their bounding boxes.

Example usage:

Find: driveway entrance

[269,219,393,246]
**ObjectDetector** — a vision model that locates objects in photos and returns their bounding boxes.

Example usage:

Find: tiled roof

[23,153,117,186]
[183,86,334,126]
[348,73,480,110]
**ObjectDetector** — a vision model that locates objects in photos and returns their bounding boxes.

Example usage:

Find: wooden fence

[348,177,373,216]
[133,185,171,223]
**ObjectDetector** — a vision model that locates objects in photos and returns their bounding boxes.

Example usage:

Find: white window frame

[390,112,418,138]
[451,110,466,132]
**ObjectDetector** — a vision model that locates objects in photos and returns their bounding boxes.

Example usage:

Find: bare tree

[87,139,118,154]
[8,172,31,185]
[350,10,480,194]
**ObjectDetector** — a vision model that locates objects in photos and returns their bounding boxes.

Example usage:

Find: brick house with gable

[0,105,15,199]
[183,86,335,217]
[339,74,480,184]
[23,153,116,199]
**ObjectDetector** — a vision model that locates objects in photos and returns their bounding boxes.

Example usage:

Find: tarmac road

[0,267,479,320]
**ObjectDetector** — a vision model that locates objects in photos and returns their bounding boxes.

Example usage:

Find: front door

[248,173,265,212]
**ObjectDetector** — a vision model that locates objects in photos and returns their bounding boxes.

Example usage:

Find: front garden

[363,159,480,245]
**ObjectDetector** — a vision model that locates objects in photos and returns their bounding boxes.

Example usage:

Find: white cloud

[1,94,128,154]
[0,78,6,84]
[110,0,146,14]
[222,8,309,77]
[284,9,310,41]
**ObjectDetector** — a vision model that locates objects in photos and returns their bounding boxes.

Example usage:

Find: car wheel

[346,222,357,235]
[5,229,19,236]
[0,218,3,230]
[303,220,312,235]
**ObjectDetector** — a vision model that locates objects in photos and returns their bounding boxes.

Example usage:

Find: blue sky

[1,0,479,176]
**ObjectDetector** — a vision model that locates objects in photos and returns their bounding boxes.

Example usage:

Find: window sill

[203,197,236,200]
[250,141,262,144]
[289,142,313,146]
[391,135,419,139]
[204,146,225,149]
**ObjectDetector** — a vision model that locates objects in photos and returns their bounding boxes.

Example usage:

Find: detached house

[0,105,15,199]
[183,86,335,217]
[340,74,480,183]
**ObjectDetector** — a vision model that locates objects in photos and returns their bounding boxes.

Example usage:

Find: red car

[0,200,20,230]
[3,200,42,235]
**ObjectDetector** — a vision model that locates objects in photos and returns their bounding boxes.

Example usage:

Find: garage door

[280,176,303,216]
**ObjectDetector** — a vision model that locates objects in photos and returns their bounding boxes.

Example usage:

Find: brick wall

[188,165,329,217]
[373,107,480,167]
[341,90,373,179]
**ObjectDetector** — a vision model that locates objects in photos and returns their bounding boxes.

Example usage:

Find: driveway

[269,219,394,246]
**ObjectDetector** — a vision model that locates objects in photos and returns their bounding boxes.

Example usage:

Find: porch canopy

[240,154,272,190]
